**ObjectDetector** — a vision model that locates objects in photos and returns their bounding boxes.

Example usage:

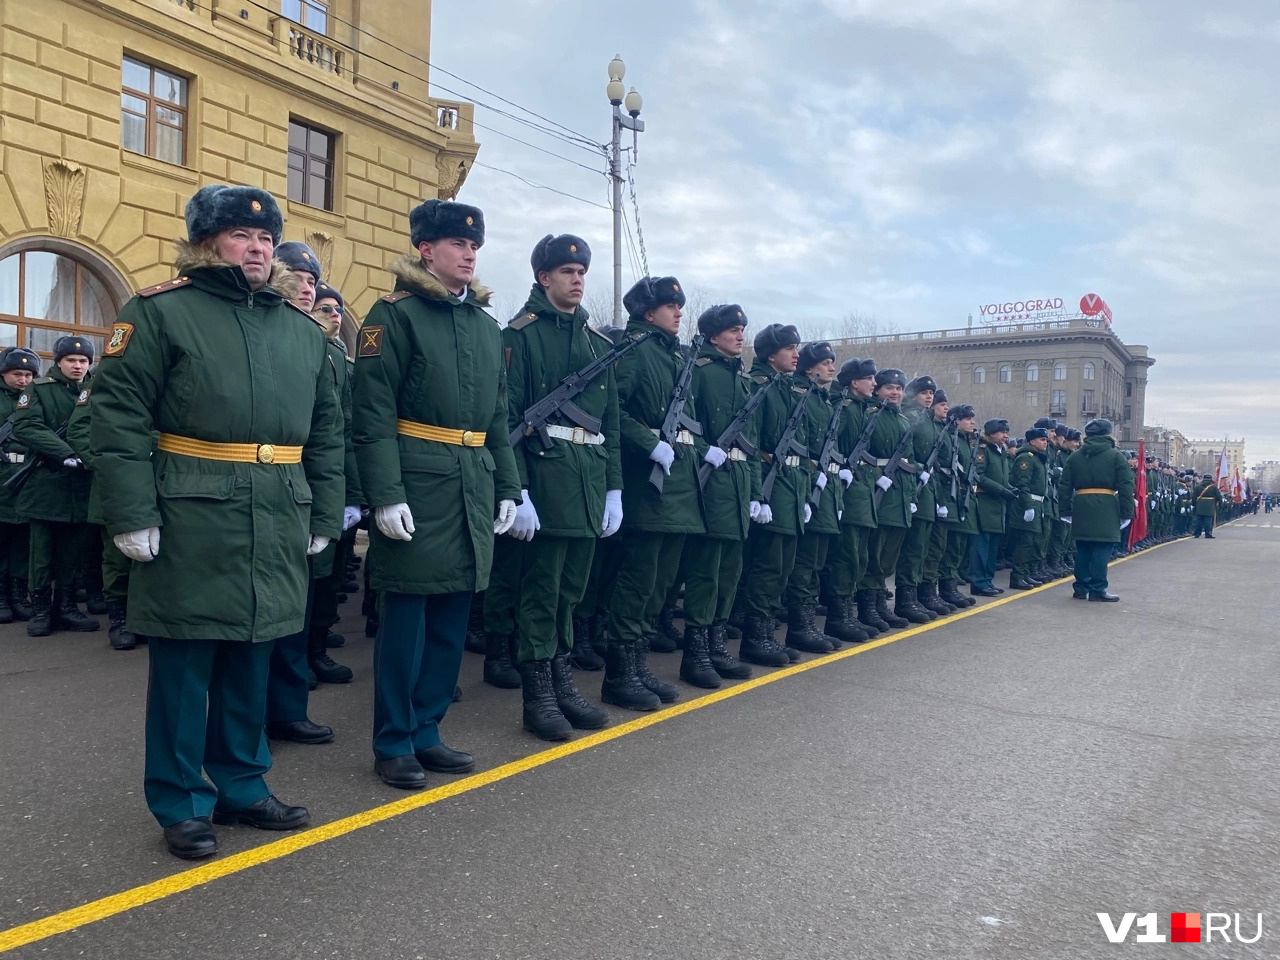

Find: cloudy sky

[427,0,1280,463]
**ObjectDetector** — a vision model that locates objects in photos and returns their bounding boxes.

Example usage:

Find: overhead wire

[472,162,610,210]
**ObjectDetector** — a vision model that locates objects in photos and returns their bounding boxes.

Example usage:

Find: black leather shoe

[266,720,335,744]
[1072,591,1088,600]
[309,654,353,684]
[1088,592,1120,602]
[970,585,1001,597]
[375,755,427,789]
[1009,578,1037,590]
[163,817,217,859]
[415,743,475,774]
[212,794,309,830]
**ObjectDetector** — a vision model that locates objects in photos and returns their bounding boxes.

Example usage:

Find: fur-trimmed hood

[388,253,491,306]
[173,239,301,301]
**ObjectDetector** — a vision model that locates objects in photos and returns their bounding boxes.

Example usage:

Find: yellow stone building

[0,0,477,355]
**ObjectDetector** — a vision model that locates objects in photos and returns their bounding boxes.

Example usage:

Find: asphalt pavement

[1,519,1277,959]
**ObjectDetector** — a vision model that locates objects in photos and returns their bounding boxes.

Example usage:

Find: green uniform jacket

[505,285,621,538]
[0,385,31,524]
[90,249,345,641]
[1008,446,1049,531]
[837,395,878,529]
[14,369,93,523]
[1057,435,1135,542]
[751,359,809,537]
[1192,479,1223,517]
[866,400,916,529]
[311,331,361,581]
[972,434,1013,534]
[908,412,948,523]
[63,386,100,525]
[353,255,520,595]
[800,382,841,535]
[934,422,960,525]
[950,431,981,535]
[615,320,704,535]
[691,342,760,541]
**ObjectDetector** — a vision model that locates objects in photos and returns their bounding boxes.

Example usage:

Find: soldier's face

[292,271,317,311]
[1030,437,1049,452]
[2,370,32,391]
[807,358,836,385]
[767,344,799,373]
[932,401,949,420]
[213,227,274,289]
[59,355,90,382]
[957,416,976,433]
[646,302,683,336]
[312,298,342,337]
[850,376,874,399]
[420,237,478,293]
[990,430,1009,445]
[710,324,745,357]
[539,263,586,313]
[915,389,934,407]
[876,383,904,405]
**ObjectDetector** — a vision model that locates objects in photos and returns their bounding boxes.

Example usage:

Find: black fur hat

[1033,417,1058,430]
[314,281,344,311]
[931,388,948,406]
[531,234,590,278]
[1067,428,1082,442]
[184,184,283,245]
[797,341,836,372]
[874,368,907,389]
[595,324,626,344]
[984,417,1010,435]
[752,323,801,361]
[0,347,40,376]
[905,375,937,396]
[837,357,877,386]
[1084,417,1113,436]
[53,335,94,364]
[1025,427,1050,441]
[948,403,976,421]
[276,241,322,280]
[697,304,748,339]
[1053,423,1071,438]
[623,276,685,320]
[410,199,485,248]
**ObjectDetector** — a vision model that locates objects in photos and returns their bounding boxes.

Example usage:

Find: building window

[282,0,328,33]
[1083,361,1095,381]
[121,57,187,166]
[973,366,985,384]
[1051,389,1066,412]
[1026,390,1038,407]
[1125,382,1132,397]
[998,364,1011,383]
[288,120,335,210]
[1081,389,1095,412]
[1053,362,1067,381]
[952,368,961,385]
[1124,404,1132,420]
[0,250,115,356]
[1026,363,1039,382]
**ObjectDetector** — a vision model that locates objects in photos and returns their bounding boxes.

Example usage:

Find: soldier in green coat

[969,418,1019,596]
[828,358,881,639]
[0,347,39,623]
[1192,473,1223,537]
[680,304,760,687]
[1058,418,1135,601]
[1008,427,1051,589]
[894,375,945,623]
[1044,424,1073,576]
[917,390,960,616]
[605,276,704,710]
[936,404,978,609]
[504,234,616,740]
[14,336,99,636]
[353,199,520,790]
[90,184,345,859]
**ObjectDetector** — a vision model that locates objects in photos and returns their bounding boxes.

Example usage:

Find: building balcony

[270,17,353,81]
[430,99,475,141]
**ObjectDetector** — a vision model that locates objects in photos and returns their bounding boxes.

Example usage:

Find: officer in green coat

[353,199,520,789]
[894,375,944,623]
[504,234,616,740]
[681,304,760,687]
[1192,473,1222,537]
[605,276,705,710]
[936,403,978,609]
[860,369,918,629]
[14,336,99,636]
[0,347,38,623]
[1008,427,1051,589]
[90,184,345,859]
[1058,418,1135,601]
[1044,424,1073,576]
[828,358,881,639]
[969,418,1019,596]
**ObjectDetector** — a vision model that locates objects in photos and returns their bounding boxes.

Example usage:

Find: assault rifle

[871,413,918,511]
[808,395,848,508]
[0,411,19,460]
[509,330,653,449]
[845,403,885,479]
[4,422,71,495]
[649,334,705,493]
[918,420,957,493]
[760,381,812,502]
[696,371,780,489]
[961,431,980,521]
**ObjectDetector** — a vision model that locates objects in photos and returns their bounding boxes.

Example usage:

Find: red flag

[1232,469,1243,503]
[1130,440,1148,548]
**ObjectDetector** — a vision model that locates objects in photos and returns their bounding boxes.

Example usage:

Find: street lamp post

[607,55,644,326]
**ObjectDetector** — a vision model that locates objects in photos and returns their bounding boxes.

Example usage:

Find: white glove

[876,475,893,491]
[114,527,159,563]
[919,470,931,484]
[1023,508,1035,523]
[648,440,675,475]
[62,457,82,469]
[510,489,540,541]
[307,534,331,556]
[494,499,517,535]
[909,502,918,514]
[838,468,853,487]
[702,446,728,469]
[803,503,812,523]
[936,505,948,518]
[815,472,828,490]
[342,505,363,532]
[749,500,762,520]
[375,503,415,541]
[1179,507,1186,515]
[1120,519,1131,530]
[1062,515,1072,525]
[601,489,623,537]
[753,503,773,524]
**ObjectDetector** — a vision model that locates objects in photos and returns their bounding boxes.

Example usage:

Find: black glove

[1001,486,1019,502]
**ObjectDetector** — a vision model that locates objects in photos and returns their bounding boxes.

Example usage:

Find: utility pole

[606,55,643,325]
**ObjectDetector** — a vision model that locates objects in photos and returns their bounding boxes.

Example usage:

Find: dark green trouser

[682,535,744,628]
[580,534,624,618]
[743,527,798,619]
[310,534,354,644]
[784,531,829,607]
[0,521,30,580]
[828,523,872,597]
[145,635,274,827]
[100,525,130,602]
[1011,523,1044,580]
[862,525,907,590]
[895,517,933,587]
[940,527,970,580]
[516,535,596,662]
[28,519,92,592]
[1048,518,1070,558]
[607,531,686,644]
[922,519,949,582]
[483,536,527,636]
[1035,516,1052,562]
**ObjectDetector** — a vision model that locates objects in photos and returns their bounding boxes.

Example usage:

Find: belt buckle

[461,430,476,446]
[257,444,276,464]
[570,426,587,445]
[828,462,840,474]
[676,429,691,445]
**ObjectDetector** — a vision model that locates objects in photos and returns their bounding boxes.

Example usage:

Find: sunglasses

[314,305,343,315]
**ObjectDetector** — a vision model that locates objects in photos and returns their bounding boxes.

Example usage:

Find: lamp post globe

[608,54,626,82]
[624,87,643,117]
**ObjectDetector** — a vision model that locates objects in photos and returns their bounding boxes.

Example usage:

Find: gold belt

[157,433,301,464]
[1076,487,1116,495]
[397,419,486,447]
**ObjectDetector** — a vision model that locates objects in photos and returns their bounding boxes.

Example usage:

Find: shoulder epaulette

[138,276,192,298]
[791,384,808,394]
[508,311,539,331]
[31,377,54,385]
[381,291,412,304]
[752,375,769,384]
[695,357,713,367]
[587,326,613,344]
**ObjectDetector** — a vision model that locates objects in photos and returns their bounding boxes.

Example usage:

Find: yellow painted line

[0,538,1179,954]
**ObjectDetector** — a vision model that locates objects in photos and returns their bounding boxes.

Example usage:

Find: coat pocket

[399,440,461,477]
[157,471,236,501]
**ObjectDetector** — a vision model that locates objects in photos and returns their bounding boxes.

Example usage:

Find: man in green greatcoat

[828,358,881,640]
[936,403,978,610]
[353,199,520,790]
[1058,417,1135,601]
[605,276,705,710]
[969,418,1019,597]
[91,184,345,859]
[14,336,99,636]
[1008,427,1051,589]
[1192,473,1223,538]
[894,375,944,624]
[0,347,39,623]
[917,389,959,616]
[504,234,616,740]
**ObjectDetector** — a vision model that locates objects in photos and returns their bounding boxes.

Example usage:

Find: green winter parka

[13,368,93,524]
[0,383,32,524]
[837,395,878,529]
[972,434,1013,534]
[948,430,981,535]
[865,400,916,529]
[1008,445,1049,531]
[750,358,810,537]
[1192,479,1223,518]
[1057,435,1136,542]
[800,382,841,535]
[311,330,360,580]
[908,411,948,524]
[691,342,760,541]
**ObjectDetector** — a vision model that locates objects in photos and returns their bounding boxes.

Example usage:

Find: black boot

[938,578,972,609]
[85,590,108,615]
[894,586,934,624]
[739,614,790,667]
[635,634,678,703]
[824,597,869,644]
[107,600,137,651]
[856,590,889,633]
[650,606,681,653]
[918,581,954,616]
[876,589,909,628]
[27,588,53,637]
[519,660,572,741]
[806,605,843,649]
[587,613,608,657]
[785,605,833,655]
[10,578,32,621]
[0,584,11,623]
[679,625,722,689]
[707,622,752,679]
[464,594,485,655]
[1008,571,1037,590]
[309,652,353,683]
[601,643,661,711]
[569,614,604,671]
[53,591,100,632]
[483,631,520,689]
[550,654,609,729]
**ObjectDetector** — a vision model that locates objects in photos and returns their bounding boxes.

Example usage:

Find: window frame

[1026,390,1038,407]
[282,0,329,33]
[1081,388,1095,412]
[121,56,188,166]
[1082,362,1096,381]
[1026,363,1039,382]
[998,364,1012,383]
[1051,389,1067,412]
[288,119,336,211]
[973,366,986,385]
[0,250,116,358]
[1053,362,1067,381]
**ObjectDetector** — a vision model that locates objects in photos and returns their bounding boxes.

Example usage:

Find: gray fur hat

[410,199,485,248]
[276,241,323,280]
[184,184,283,245]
